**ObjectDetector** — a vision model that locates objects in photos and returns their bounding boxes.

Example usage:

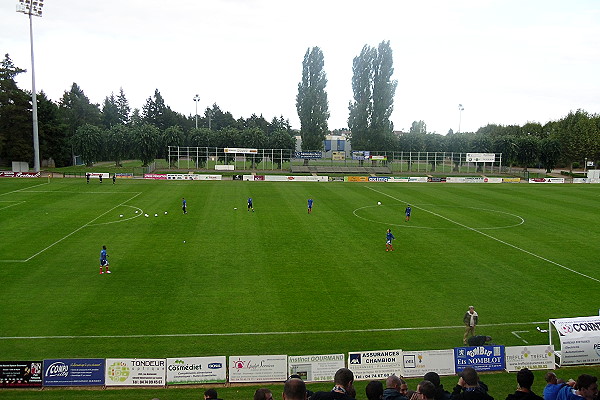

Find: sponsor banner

[215,165,235,170]
[427,177,447,182]
[551,316,600,337]
[454,346,505,372]
[466,153,495,162]
[43,358,105,386]
[0,172,40,178]
[224,147,258,154]
[0,361,43,388]
[294,151,322,159]
[504,346,555,372]
[402,349,455,377]
[557,338,600,366]
[233,174,243,180]
[370,155,387,161]
[328,177,345,182]
[166,356,226,385]
[105,358,166,386]
[348,350,403,380]
[445,177,502,183]
[166,174,222,180]
[352,151,370,161]
[503,177,521,183]
[86,172,110,179]
[288,354,345,382]
[529,178,565,184]
[263,175,327,182]
[332,152,345,161]
[229,355,287,383]
[346,176,369,182]
[368,177,389,182]
[573,178,590,183]
[115,173,133,178]
[144,174,167,180]
[387,177,428,183]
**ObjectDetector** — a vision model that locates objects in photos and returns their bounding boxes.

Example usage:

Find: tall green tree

[101,93,120,129]
[348,45,375,150]
[539,136,561,173]
[58,83,101,165]
[296,47,329,151]
[133,123,160,166]
[107,124,131,167]
[348,41,397,151]
[555,110,600,170]
[515,135,539,171]
[116,87,130,125]
[37,91,67,167]
[72,124,103,166]
[0,54,32,164]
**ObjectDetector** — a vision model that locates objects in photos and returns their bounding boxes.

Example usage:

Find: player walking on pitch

[99,245,111,274]
[248,197,254,212]
[405,204,412,222]
[307,198,313,214]
[182,197,187,214]
[386,229,395,251]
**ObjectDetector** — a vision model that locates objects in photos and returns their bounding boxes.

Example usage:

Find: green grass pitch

[1,178,600,398]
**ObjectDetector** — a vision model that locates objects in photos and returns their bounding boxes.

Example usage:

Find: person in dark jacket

[424,371,451,400]
[383,375,409,400]
[367,380,384,400]
[505,368,543,400]
[312,368,355,400]
[451,367,494,400]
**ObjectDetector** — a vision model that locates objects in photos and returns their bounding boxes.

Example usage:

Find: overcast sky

[2,0,599,134]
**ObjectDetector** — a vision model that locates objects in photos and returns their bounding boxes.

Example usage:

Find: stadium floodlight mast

[458,103,464,133]
[193,94,200,129]
[16,0,44,173]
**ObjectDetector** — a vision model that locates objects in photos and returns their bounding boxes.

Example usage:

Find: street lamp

[16,0,44,173]
[193,94,200,129]
[458,104,464,133]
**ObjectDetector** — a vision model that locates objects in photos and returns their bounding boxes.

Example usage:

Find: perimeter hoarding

[0,361,42,388]
[348,350,403,380]
[166,356,226,385]
[229,355,288,383]
[551,316,600,366]
[43,359,105,386]
[105,358,166,386]
[454,346,505,372]
[504,346,555,372]
[288,354,345,382]
[402,349,455,377]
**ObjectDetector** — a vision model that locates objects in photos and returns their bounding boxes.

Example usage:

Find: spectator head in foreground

[460,367,479,387]
[545,372,558,385]
[366,380,384,400]
[204,389,219,400]
[255,388,273,400]
[334,368,355,392]
[418,380,436,400]
[284,378,307,400]
[575,374,598,400]
[516,368,535,390]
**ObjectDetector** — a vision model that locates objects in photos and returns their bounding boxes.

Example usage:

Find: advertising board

[348,350,403,380]
[402,349,455,377]
[454,346,505,372]
[288,354,345,382]
[43,359,105,386]
[105,358,166,386]
[0,361,42,388]
[504,346,555,372]
[166,356,226,385]
[229,355,287,383]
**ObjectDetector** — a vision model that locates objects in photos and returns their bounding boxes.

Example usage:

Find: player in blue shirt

[99,245,111,274]
[405,205,412,222]
[386,229,395,252]
[182,197,187,214]
[248,197,254,212]
[307,198,313,214]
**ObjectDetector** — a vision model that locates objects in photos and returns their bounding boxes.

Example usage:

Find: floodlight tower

[458,104,464,133]
[16,0,44,173]
[193,94,200,129]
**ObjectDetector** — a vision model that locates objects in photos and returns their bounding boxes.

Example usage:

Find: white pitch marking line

[0,201,26,211]
[0,321,547,340]
[366,186,600,284]
[511,330,529,344]
[0,182,49,197]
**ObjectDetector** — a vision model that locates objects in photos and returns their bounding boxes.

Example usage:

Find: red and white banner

[0,172,40,178]
[529,178,565,183]
[144,174,167,180]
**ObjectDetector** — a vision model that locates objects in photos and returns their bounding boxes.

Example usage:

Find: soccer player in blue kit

[405,204,412,222]
[182,197,187,214]
[386,229,395,252]
[307,198,313,214]
[247,197,254,212]
[99,245,111,274]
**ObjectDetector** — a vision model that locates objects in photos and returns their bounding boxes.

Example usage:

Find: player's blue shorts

[386,240,392,245]
[100,259,109,266]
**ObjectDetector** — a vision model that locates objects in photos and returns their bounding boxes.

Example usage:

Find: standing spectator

[204,389,221,400]
[451,367,493,400]
[463,306,479,344]
[543,372,568,400]
[285,378,308,400]
[367,380,384,400]
[418,381,437,400]
[556,374,597,400]
[384,375,408,400]
[424,372,451,400]
[255,388,273,400]
[505,368,543,400]
[312,368,355,400]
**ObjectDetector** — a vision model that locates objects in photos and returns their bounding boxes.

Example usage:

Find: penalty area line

[0,321,546,340]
